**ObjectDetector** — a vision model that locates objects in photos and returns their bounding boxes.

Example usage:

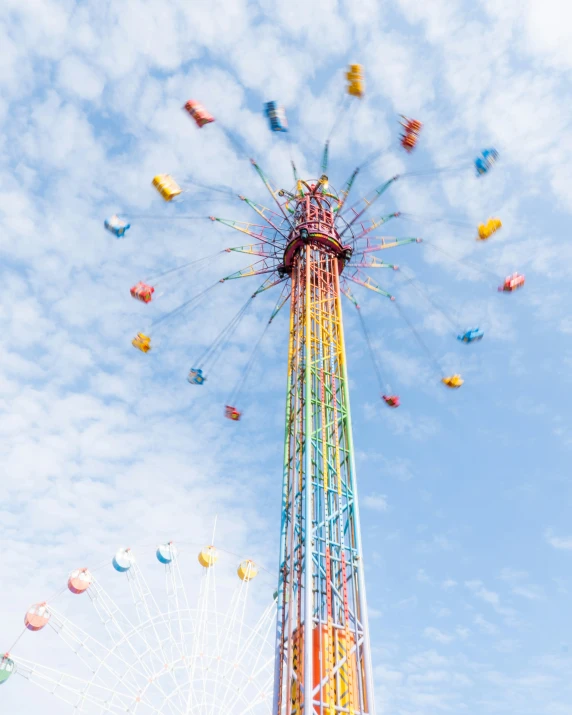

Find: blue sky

[2,0,572,713]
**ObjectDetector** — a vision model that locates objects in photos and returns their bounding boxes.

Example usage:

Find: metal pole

[333,260,375,715]
[303,243,314,715]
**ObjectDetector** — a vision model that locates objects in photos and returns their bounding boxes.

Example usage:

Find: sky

[2,0,572,713]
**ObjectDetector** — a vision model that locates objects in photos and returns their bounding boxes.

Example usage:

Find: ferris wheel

[1,543,275,714]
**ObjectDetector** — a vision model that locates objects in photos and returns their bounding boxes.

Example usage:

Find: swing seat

[132,333,151,353]
[382,394,400,408]
[152,174,182,201]
[346,64,364,97]
[183,100,215,128]
[498,273,524,292]
[477,218,502,240]
[188,368,206,385]
[104,215,130,238]
[400,133,418,152]
[457,328,483,343]
[475,148,499,176]
[225,405,241,421]
[130,281,155,303]
[441,374,463,388]
[264,101,288,132]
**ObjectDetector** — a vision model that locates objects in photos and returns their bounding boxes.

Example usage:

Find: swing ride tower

[273,179,375,715]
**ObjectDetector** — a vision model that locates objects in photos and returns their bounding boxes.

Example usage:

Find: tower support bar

[274,234,374,715]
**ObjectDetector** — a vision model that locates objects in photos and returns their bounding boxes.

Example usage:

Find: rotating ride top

[2,543,276,715]
[106,65,521,418]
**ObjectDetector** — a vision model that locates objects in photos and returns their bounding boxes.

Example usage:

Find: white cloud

[500,568,543,600]
[58,55,105,100]
[474,614,498,635]
[545,529,572,550]
[424,626,455,644]
[465,579,501,607]
[363,493,389,511]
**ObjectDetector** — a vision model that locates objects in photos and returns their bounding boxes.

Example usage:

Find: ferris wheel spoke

[210,578,251,714]
[235,667,275,715]
[185,564,217,715]
[43,603,164,709]
[214,606,272,693]
[86,577,187,712]
[165,550,194,663]
[11,655,145,713]
[125,560,189,713]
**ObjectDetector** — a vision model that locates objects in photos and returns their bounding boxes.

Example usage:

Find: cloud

[474,614,498,635]
[442,579,457,590]
[465,580,501,608]
[363,493,389,511]
[58,55,105,100]
[545,529,572,550]
[423,626,455,644]
[500,568,543,600]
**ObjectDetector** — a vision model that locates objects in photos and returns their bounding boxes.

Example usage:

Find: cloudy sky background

[2,0,572,713]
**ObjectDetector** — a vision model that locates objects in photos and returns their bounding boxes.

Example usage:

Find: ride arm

[226,244,280,259]
[269,282,292,322]
[340,281,360,308]
[221,258,280,281]
[335,167,359,213]
[350,255,399,269]
[250,158,294,229]
[239,196,289,237]
[210,217,283,249]
[344,266,395,300]
[353,212,400,240]
[252,275,289,297]
[291,160,299,183]
[321,140,329,174]
[358,236,422,254]
[339,176,399,238]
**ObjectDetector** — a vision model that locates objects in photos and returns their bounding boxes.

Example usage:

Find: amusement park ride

[2,64,525,714]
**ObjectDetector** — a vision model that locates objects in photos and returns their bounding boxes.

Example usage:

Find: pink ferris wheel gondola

[68,568,93,594]
[24,603,50,632]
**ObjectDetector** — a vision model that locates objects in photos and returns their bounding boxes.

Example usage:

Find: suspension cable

[146,250,224,284]
[393,300,442,377]
[193,289,258,370]
[227,285,290,407]
[423,241,500,282]
[399,269,460,333]
[355,306,387,392]
[150,280,221,330]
